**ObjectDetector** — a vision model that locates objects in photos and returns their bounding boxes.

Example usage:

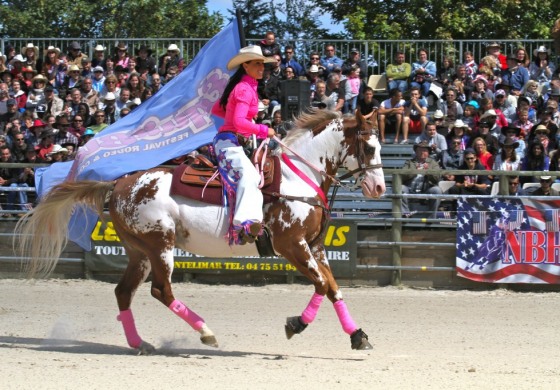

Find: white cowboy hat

[451,119,468,128]
[480,109,498,121]
[0,52,6,62]
[433,109,444,119]
[21,43,39,57]
[94,44,106,52]
[102,92,116,101]
[167,43,180,52]
[533,45,551,57]
[127,98,142,108]
[308,64,319,73]
[10,54,24,64]
[226,45,275,70]
[47,144,68,156]
[45,46,60,55]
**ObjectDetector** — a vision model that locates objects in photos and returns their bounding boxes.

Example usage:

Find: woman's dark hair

[219,66,246,109]
[526,140,545,170]
[500,143,518,162]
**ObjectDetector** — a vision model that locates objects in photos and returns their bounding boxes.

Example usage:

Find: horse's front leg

[281,242,372,350]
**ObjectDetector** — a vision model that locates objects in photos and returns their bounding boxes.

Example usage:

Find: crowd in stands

[1,33,560,216]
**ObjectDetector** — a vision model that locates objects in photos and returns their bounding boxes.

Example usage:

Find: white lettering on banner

[326,251,350,261]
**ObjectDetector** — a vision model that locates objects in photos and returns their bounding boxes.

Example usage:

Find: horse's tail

[15,180,115,278]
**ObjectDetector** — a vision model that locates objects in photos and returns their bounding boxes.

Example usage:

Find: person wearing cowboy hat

[91,45,107,70]
[67,41,86,70]
[9,54,25,78]
[135,44,156,74]
[500,124,526,156]
[493,137,522,171]
[210,45,276,245]
[41,46,61,81]
[26,74,49,111]
[21,43,39,71]
[529,46,555,87]
[113,42,130,70]
[482,42,507,70]
[400,140,443,218]
[158,43,185,77]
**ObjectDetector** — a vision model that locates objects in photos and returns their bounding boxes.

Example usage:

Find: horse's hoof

[137,341,156,355]
[350,328,373,350]
[285,316,308,339]
[201,335,219,348]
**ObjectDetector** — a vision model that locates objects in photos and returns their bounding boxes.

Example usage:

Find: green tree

[0,0,224,38]
[314,0,560,40]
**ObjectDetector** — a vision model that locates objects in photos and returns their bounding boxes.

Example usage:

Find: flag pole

[235,9,246,47]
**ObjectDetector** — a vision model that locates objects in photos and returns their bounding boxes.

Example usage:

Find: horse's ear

[355,108,365,127]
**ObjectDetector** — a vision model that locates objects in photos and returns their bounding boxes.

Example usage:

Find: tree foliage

[0,0,224,38]
[314,0,560,40]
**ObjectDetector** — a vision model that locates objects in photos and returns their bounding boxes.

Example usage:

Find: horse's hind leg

[146,243,218,348]
[114,245,155,354]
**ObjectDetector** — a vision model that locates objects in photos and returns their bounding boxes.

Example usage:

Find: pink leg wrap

[334,300,358,335]
[117,309,143,348]
[169,299,205,331]
[301,293,324,324]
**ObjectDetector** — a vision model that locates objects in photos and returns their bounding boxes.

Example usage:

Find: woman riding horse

[211,45,276,245]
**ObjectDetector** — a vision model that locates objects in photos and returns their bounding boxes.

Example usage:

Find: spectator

[105,57,115,76]
[522,80,542,110]
[36,84,63,118]
[501,54,529,97]
[438,55,456,87]
[148,73,162,94]
[258,31,281,58]
[357,86,379,124]
[91,66,105,93]
[432,109,447,134]
[463,51,478,81]
[462,100,479,132]
[125,72,145,101]
[324,73,345,112]
[346,65,363,112]
[512,107,533,140]
[483,42,507,70]
[59,64,82,100]
[437,87,463,126]
[448,148,492,199]
[506,176,526,195]
[470,75,494,104]
[21,43,39,71]
[0,145,29,214]
[281,66,297,81]
[472,137,495,170]
[529,46,555,89]
[80,128,95,145]
[0,99,22,133]
[474,119,499,156]
[162,65,179,85]
[81,57,93,79]
[500,124,526,157]
[101,92,117,124]
[493,138,521,171]
[451,65,472,103]
[54,115,78,145]
[311,80,333,111]
[401,86,428,143]
[378,88,405,144]
[320,44,344,77]
[11,80,27,110]
[26,74,48,111]
[520,140,550,184]
[140,86,153,102]
[531,124,554,154]
[341,48,367,83]
[135,44,156,75]
[532,175,555,196]
[493,88,516,123]
[0,52,7,75]
[90,110,109,134]
[66,41,86,70]
[35,128,55,162]
[116,88,131,119]
[91,45,107,70]
[69,114,86,137]
[9,131,26,162]
[385,51,411,93]
[21,66,36,90]
[440,136,464,181]
[410,48,436,97]
[158,44,184,77]
[281,46,304,77]
[113,42,130,70]
[306,52,327,80]
[9,54,25,80]
[514,47,531,69]
[41,46,60,83]
[45,144,68,163]
[401,140,442,218]
[414,121,447,161]
[100,74,120,100]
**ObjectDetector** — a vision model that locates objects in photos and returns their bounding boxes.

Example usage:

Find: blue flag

[36,19,241,250]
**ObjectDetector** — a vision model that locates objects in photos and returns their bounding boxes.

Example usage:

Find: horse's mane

[282,109,342,147]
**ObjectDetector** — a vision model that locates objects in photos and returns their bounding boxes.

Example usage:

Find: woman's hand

[267,128,276,138]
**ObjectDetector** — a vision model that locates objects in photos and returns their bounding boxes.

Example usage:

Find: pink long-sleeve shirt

[211,74,268,139]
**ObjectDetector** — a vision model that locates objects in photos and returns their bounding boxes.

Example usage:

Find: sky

[206,0,344,34]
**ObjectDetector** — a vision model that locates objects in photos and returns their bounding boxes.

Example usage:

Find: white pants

[214,137,263,226]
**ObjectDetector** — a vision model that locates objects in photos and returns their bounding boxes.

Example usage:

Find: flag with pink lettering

[457,197,560,283]
[35,19,241,250]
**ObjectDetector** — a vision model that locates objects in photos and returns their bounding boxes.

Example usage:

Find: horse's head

[341,111,386,198]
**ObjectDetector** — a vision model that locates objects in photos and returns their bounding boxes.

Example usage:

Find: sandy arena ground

[1,279,560,389]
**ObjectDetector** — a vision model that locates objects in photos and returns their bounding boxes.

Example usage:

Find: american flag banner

[457,197,560,284]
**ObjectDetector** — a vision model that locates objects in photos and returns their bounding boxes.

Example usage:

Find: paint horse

[17,109,385,354]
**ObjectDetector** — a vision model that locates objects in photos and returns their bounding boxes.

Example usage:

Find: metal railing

[4,38,555,76]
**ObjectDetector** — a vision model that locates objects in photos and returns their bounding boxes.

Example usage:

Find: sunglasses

[509,182,519,186]
[540,179,552,182]
[73,119,83,122]
[311,57,319,60]
[451,141,461,145]
[465,157,476,160]
[285,51,293,54]
[535,131,548,135]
